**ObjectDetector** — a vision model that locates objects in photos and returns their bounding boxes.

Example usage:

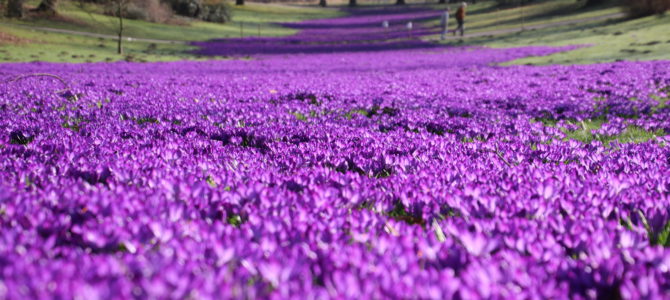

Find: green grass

[498,14,670,65]
[651,89,670,113]
[532,88,670,145]
[562,118,607,143]
[60,2,342,40]
[604,126,665,145]
[427,0,621,34]
[428,0,669,65]
[0,25,207,63]
[290,111,308,121]
[533,117,665,146]
[433,0,670,65]
[637,211,670,248]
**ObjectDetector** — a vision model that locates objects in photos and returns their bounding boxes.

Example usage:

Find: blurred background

[0,0,668,64]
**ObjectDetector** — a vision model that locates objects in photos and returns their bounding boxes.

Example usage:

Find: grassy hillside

[491,14,670,65]
[5,1,343,40]
[0,25,200,63]
[430,0,669,65]
[1,0,668,64]
[426,0,622,33]
[0,2,343,63]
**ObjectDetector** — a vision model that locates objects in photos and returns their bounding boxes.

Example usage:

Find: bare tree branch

[7,73,78,101]
[494,144,512,168]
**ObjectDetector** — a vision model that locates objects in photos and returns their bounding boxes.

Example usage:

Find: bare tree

[6,0,24,17]
[349,0,356,6]
[396,0,405,5]
[319,0,326,6]
[111,0,129,54]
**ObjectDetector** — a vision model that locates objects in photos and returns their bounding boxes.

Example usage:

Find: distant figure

[406,21,414,39]
[440,7,450,40]
[382,21,390,39]
[454,2,467,37]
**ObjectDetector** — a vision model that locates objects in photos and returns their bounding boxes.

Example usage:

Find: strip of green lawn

[0,26,206,63]
[481,14,670,65]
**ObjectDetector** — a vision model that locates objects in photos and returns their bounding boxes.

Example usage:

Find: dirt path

[0,11,625,45]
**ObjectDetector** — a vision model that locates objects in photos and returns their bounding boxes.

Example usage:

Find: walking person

[454,2,467,37]
[440,7,450,40]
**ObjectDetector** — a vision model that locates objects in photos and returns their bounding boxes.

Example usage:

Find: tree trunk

[319,0,326,6]
[6,0,24,18]
[236,0,244,6]
[438,0,445,4]
[34,0,58,14]
[396,0,405,5]
[117,1,124,55]
[349,0,356,6]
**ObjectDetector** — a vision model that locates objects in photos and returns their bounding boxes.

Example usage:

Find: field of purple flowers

[2,7,670,299]
[192,7,444,56]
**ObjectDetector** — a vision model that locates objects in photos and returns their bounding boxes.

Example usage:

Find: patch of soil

[0,31,33,45]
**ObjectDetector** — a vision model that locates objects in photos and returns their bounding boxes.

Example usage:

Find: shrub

[168,0,231,23]
[200,0,231,23]
[623,0,670,17]
[169,0,199,17]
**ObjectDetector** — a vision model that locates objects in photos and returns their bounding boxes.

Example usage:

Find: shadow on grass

[460,17,623,47]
